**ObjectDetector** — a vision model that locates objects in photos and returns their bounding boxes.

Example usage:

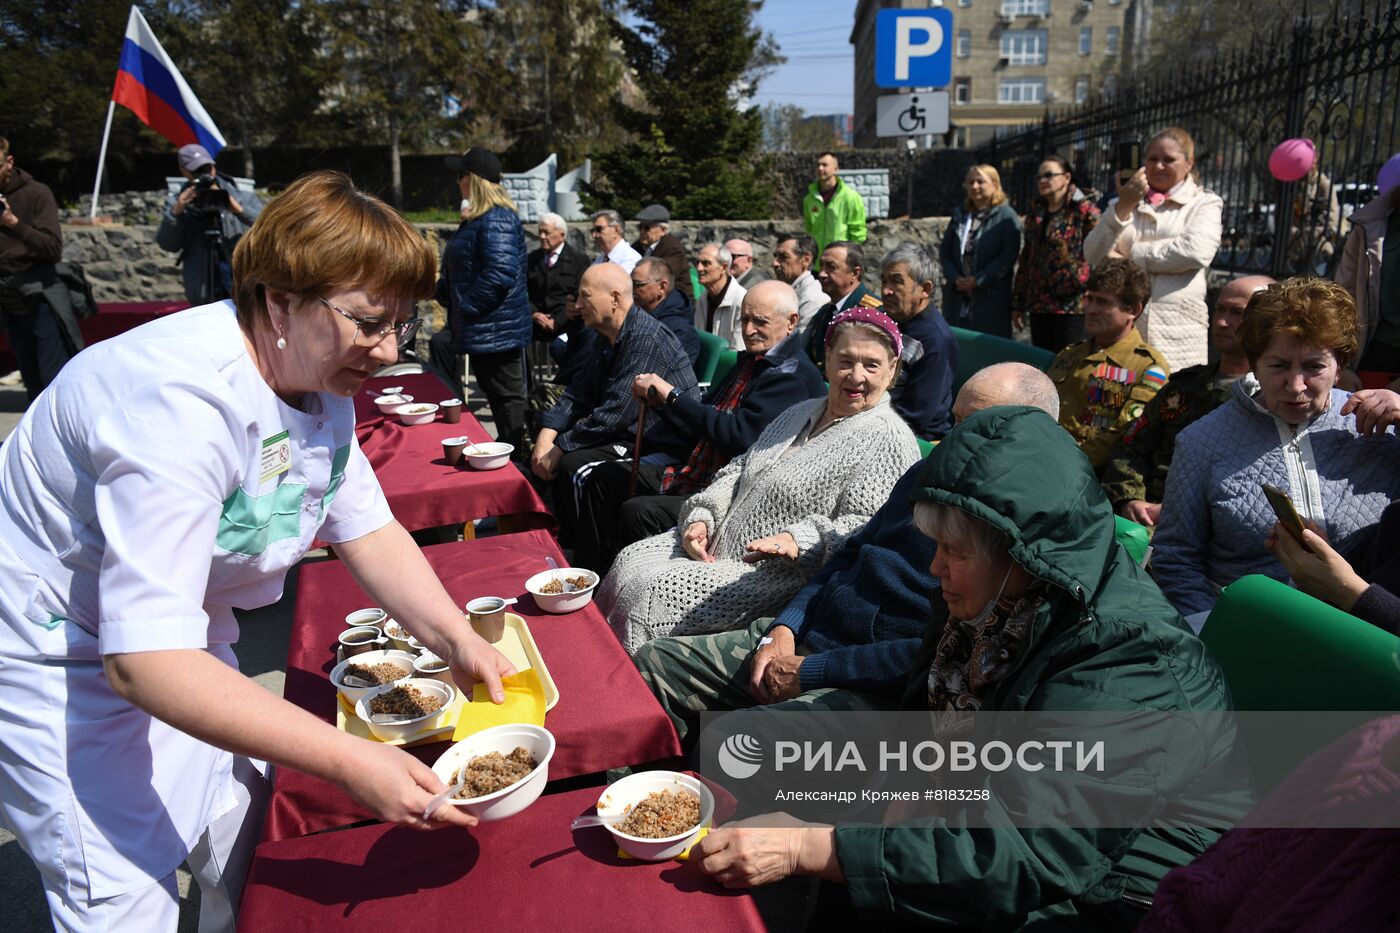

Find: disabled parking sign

[875,8,953,89]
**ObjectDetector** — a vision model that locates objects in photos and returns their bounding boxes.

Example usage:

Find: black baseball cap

[444,147,503,184]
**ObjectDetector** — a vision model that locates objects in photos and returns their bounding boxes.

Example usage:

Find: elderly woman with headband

[600,306,920,653]
[0,171,513,933]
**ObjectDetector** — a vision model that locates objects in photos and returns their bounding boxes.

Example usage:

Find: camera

[192,173,230,210]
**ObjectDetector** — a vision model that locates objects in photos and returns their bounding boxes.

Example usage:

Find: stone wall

[61,217,952,304]
[841,169,891,220]
[768,149,977,219]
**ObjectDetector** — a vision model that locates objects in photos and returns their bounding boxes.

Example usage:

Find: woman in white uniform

[0,171,515,932]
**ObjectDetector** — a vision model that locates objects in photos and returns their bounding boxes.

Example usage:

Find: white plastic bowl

[330,649,416,706]
[595,771,714,861]
[464,441,514,470]
[524,568,600,614]
[381,619,414,652]
[395,402,439,426]
[344,607,387,629]
[373,393,413,415]
[430,724,556,821]
[354,678,456,742]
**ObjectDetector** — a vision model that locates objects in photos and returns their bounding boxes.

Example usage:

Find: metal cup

[339,626,388,658]
[466,596,508,643]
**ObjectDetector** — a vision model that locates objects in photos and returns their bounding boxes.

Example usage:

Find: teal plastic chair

[711,349,739,387]
[1199,574,1400,790]
[1201,574,1400,711]
[949,326,1056,396]
[1113,515,1151,567]
[694,330,727,386]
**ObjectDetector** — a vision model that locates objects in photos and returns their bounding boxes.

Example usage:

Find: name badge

[260,430,292,484]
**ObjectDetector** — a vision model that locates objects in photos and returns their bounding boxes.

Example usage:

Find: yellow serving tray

[335,612,558,747]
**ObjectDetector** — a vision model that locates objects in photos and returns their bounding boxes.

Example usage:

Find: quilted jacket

[436,205,531,355]
[1152,375,1400,616]
[1084,178,1223,372]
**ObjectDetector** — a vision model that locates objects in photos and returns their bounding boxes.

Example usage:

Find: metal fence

[978,0,1400,281]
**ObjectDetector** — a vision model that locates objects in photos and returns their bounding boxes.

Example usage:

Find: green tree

[313,0,482,206]
[589,0,781,220]
[160,0,333,177]
[470,0,626,170]
[759,103,845,153]
[0,0,179,164]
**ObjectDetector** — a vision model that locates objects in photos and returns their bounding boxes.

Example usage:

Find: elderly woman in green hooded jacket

[691,406,1251,930]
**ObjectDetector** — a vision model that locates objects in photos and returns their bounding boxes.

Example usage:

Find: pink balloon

[1378,153,1400,196]
[1269,138,1316,183]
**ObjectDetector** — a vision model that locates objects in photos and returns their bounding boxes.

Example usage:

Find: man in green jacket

[694,407,1251,930]
[804,151,868,252]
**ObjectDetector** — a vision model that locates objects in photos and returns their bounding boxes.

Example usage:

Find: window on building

[1001,0,1050,14]
[1074,76,1089,102]
[1079,26,1092,55]
[957,29,971,57]
[1102,73,1118,98]
[954,77,971,104]
[999,76,1046,103]
[1000,29,1048,65]
[959,0,973,7]
[1108,0,1121,4]
[1106,25,1121,54]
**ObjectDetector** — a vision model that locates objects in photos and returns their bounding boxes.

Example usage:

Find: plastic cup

[443,436,469,466]
[440,398,463,424]
[466,596,508,643]
[339,626,389,658]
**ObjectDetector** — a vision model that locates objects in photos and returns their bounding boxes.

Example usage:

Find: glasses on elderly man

[319,297,421,350]
[590,224,611,233]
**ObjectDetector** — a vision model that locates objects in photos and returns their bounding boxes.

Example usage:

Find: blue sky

[750,0,858,116]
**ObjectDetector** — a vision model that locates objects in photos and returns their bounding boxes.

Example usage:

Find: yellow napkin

[616,824,712,861]
[452,668,548,741]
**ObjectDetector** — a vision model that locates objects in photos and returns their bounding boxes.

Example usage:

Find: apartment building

[851,0,1134,147]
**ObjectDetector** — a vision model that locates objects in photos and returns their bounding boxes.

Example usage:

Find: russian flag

[111,5,226,154]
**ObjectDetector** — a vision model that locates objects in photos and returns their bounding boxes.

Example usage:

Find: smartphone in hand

[1115,140,1142,185]
[1262,483,1312,552]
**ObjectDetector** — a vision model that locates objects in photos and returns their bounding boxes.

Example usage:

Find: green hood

[910,405,1116,619]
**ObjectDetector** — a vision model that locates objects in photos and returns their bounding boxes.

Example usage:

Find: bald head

[740,280,800,352]
[953,363,1060,423]
[1213,274,1275,359]
[578,262,634,340]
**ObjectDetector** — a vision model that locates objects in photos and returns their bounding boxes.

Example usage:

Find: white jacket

[1084,177,1223,371]
[791,271,828,336]
[695,277,749,350]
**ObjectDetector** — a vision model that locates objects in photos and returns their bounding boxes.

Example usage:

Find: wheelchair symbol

[898,96,927,133]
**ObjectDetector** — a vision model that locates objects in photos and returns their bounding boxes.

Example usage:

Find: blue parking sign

[875,8,953,89]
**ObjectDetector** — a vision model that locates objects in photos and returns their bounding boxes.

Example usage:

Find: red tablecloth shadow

[0,300,188,372]
[327,374,552,542]
[265,531,682,843]
[238,783,763,932]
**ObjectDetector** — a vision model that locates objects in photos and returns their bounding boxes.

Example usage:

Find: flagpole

[90,100,117,222]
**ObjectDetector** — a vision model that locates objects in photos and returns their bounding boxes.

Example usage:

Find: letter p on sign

[875,8,953,89]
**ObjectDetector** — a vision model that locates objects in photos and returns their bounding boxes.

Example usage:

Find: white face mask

[961,562,1016,628]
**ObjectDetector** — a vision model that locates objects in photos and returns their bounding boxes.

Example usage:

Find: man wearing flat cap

[631,204,689,282]
[155,143,263,305]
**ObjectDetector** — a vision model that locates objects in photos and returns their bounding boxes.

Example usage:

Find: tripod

[194,205,232,303]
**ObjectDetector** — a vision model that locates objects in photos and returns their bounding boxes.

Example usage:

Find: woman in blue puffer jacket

[432,147,531,452]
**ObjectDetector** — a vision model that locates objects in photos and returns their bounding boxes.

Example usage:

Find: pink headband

[825,305,903,358]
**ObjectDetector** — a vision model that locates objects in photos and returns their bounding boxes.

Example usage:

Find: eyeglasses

[319,297,421,350]
[631,279,660,289]
[1037,171,1067,180]
[730,254,751,261]
[590,225,610,233]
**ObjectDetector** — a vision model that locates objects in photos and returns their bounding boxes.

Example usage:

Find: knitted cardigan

[600,395,919,654]
[1152,375,1400,616]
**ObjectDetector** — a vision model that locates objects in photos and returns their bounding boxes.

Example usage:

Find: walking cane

[629,399,649,497]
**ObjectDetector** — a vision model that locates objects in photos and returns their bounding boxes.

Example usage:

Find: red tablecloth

[238,783,764,933]
[265,531,683,842]
[345,374,553,537]
[0,300,187,371]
